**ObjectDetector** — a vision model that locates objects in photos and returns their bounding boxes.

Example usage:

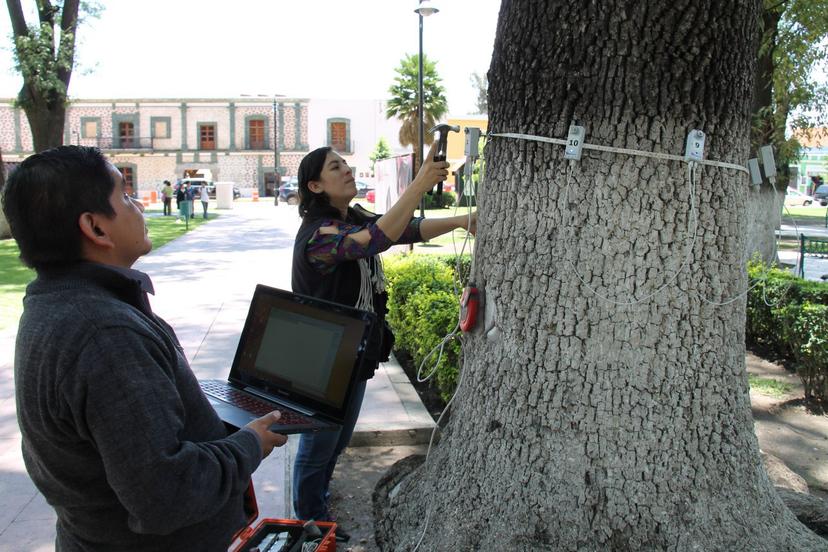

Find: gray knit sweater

[14,262,262,551]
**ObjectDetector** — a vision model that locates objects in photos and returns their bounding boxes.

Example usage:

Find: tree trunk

[0,148,9,239]
[374,1,825,550]
[746,6,784,265]
[745,182,785,263]
[20,90,67,152]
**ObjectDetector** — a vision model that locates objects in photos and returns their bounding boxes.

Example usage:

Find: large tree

[386,53,448,151]
[374,1,825,550]
[7,0,81,152]
[746,0,828,263]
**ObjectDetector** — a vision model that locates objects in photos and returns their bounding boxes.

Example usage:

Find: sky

[0,0,502,115]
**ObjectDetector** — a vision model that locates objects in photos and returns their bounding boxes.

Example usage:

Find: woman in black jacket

[291,143,476,533]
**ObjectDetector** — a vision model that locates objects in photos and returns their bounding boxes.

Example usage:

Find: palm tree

[386,54,448,153]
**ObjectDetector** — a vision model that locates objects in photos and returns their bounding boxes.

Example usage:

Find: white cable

[489,132,749,174]
[410,351,468,552]
[561,161,700,306]
[410,140,488,550]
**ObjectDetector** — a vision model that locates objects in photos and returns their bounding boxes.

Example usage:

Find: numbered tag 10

[564,124,585,161]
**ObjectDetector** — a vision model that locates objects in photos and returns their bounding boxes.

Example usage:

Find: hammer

[428,123,460,195]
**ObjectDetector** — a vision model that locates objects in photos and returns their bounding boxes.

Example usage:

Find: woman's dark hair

[297,146,340,219]
[2,145,116,270]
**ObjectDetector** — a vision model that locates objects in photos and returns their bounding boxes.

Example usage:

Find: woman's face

[309,151,356,208]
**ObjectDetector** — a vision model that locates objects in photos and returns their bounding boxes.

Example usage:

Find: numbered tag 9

[684,129,705,162]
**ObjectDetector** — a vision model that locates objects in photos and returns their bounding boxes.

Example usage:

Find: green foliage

[384,253,470,401]
[753,0,828,167]
[422,191,456,210]
[386,54,448,148]
[13,23,73,101]
[747,260,828,401]
[369,137,393,172]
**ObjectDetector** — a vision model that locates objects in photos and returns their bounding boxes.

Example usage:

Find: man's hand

[245,411,289,459]
[412,142,450,194]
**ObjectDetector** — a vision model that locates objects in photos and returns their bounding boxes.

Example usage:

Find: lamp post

[272,97,281,188]
[414,0,438,219]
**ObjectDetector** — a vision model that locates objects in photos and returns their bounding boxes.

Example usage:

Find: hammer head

[428,124,461,157]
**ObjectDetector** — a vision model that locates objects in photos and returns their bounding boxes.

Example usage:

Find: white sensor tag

[564,125,585,161]
[464,127,481,157]
[748,158,762,186]
[684,129,705,162]
[759,145,776,180]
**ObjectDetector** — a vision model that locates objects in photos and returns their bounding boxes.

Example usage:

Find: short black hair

[297,146,339,219]
[2,145,116,270]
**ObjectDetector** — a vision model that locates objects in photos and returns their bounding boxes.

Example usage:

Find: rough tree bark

[374,1,826,550]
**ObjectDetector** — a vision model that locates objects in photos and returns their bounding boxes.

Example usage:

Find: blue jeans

[292,380,367,520]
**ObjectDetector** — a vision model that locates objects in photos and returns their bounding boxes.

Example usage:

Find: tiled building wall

[0,106,17,151]
[217,155,260,189]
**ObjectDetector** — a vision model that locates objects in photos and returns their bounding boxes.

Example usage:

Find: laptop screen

[230,285,375,419]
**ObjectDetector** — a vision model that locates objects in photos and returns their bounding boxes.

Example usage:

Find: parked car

[355,180,371,199]
[784,189,814,207]
[814,184,828,207]
[276,177,300,205]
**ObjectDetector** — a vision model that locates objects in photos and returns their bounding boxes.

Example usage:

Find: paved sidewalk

[0,201,434,551]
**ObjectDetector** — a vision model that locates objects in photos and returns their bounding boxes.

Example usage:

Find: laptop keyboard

[200,381,313,426]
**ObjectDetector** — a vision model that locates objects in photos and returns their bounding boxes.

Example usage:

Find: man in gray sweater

[2,146,288,551]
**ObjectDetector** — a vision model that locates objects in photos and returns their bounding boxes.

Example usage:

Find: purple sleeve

[306,219,394,275]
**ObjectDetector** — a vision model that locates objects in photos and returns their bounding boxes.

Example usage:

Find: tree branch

[35,0,55,25]
[6,0,29,38]
[765,0,789,13]
[57,0,80,85]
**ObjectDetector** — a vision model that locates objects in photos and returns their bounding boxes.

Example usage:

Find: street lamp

[272,97,281,189]
[414,0,438,219]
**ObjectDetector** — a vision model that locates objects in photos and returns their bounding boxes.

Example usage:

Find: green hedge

[384,253,470,401]
[422,191,456,210]
[385,256,828,403]
[747,261,828,401]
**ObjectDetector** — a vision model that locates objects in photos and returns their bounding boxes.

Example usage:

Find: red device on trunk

[460,286,479,332]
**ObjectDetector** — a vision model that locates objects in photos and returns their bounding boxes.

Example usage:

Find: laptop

[199,284,376,434]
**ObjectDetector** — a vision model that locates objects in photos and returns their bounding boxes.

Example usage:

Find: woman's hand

[464,211,478,236]
[411,142,450,195]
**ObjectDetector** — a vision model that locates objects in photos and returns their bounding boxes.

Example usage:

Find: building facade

[1,97,411,197]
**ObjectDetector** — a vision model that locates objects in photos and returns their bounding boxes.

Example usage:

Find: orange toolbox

[230,483,337,552]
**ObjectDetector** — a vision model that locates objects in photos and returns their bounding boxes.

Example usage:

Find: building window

[151,117,170,139]
[330,122,347,152]
[118,166,135,195]
[248,119,265,150]
[119,122,135,148]
[81,119,99,139]
[200,124,216,150]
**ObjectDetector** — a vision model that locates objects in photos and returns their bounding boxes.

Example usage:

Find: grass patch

[0,211,216,332]
[144,210,215,250]
[0,239,35,332]
[781,205,828,226]
[748,374,794,397]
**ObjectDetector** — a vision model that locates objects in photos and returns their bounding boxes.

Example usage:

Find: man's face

[97,163,152,267]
